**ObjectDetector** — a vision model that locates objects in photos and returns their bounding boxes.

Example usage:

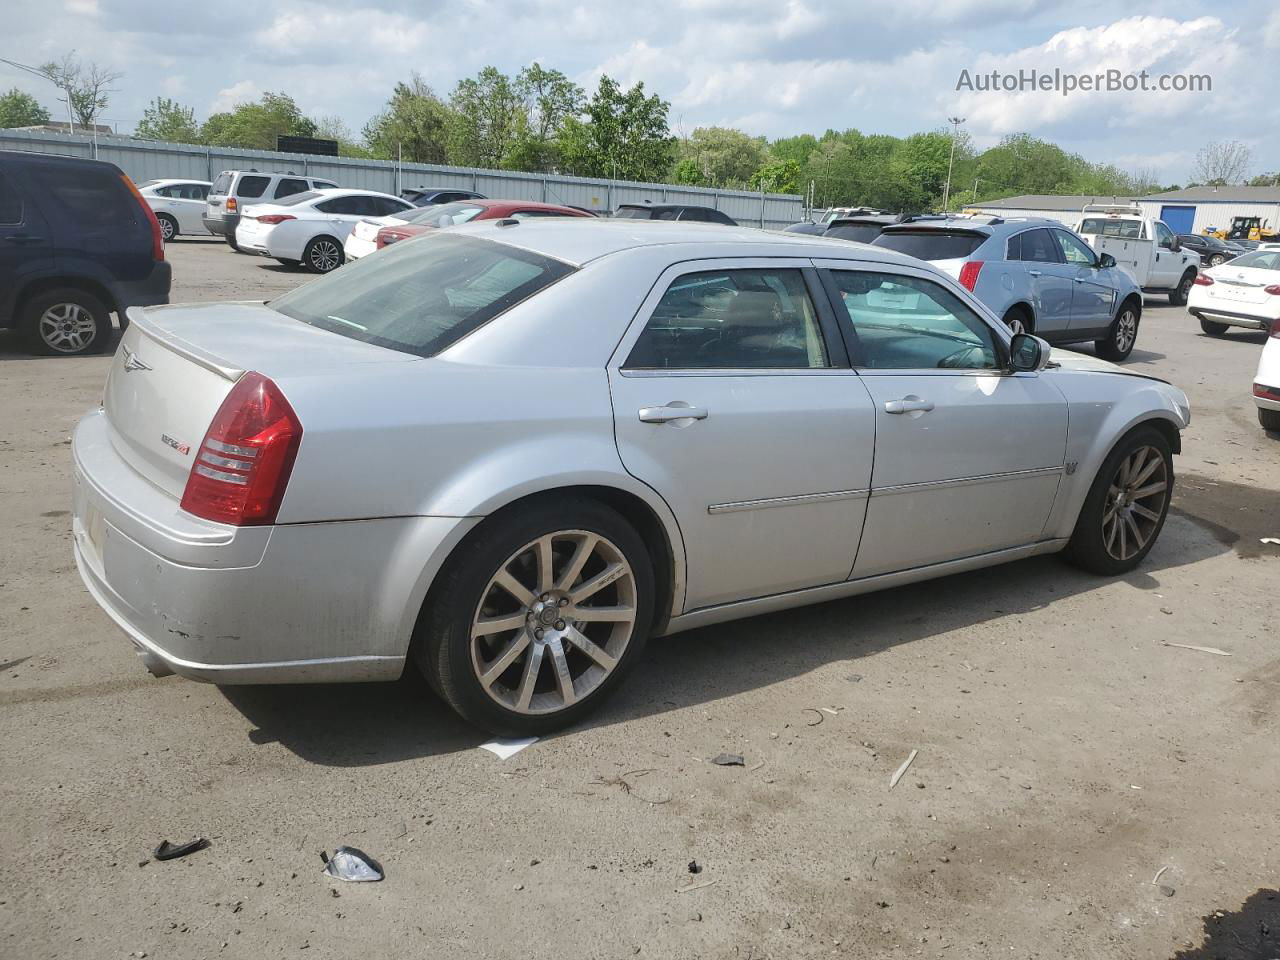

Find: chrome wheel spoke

[1123,512,1144,551]
[1102,444,1168,561]
[572,605,634,622]
[473,611,528,637]
[548,640,576,706]
[494,567,536,607]
[1117,513,1128,557]
[514,642,545,711]
[535,535,555,593]
[480,630,531,687]
[565,627,617,670]
[1131,502,1160,523]
[570,562,624,603]
[1131,450,1161,487]
[1131,480,1167,500]
[556,533,598,592]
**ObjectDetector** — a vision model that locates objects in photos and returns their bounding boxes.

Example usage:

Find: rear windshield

[871,230,985,261]
[28,165,139,231]
[1228,251,1280,271]
[405,201,485,226]
[211,173,232,194]
[1079,218,1142,239]
[614,206,654,219]
[269,234,575,357]
[824,223,884,243]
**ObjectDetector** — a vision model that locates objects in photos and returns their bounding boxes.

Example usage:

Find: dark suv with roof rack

[613,203,736,225]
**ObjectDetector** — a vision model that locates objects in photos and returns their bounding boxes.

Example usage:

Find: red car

[376,199,594,249]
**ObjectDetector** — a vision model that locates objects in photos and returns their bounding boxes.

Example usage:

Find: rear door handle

[884,398,935,415]
[1073,277,1085,283]
[1027,269,1042,277]
[4,234,43,245]
[638,403,708,423]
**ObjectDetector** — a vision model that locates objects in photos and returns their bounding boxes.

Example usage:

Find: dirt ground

[2,239,1277,960]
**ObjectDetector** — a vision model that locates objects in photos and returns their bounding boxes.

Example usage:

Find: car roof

[0,149,120,173]
[880,215,1064,237]
[443,217,931,269]
[146,178,211,185]
[829,214,899,226]
[308,187,404,200]
[617,202,719,212]
[467,199,589,213]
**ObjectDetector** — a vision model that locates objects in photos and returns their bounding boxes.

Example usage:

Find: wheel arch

[15,276,120,320]
[1002,301,1036,331]
[1116,292,1143,321]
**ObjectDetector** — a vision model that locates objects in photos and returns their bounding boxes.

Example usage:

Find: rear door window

[210,173,232,194]
[1015,229,1061,263]
[29,165,138,231]
[274,178,309,199]
[0,172,24,225]
[871,230,986,261]
[235,175,270,199]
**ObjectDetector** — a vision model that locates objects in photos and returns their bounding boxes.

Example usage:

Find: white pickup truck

[1073,205,1200,305]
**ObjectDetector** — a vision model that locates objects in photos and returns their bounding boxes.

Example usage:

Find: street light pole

[942,116,965,213]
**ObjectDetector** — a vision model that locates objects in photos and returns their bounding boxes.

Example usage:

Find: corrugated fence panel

[0,129,804,228]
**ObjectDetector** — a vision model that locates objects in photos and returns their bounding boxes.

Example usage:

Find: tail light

[1265,284,1280,295]
[180,372,303,526]
[1193,274,1214,286]
[227,197,238,212]
[120,175,165,261]
[256,214,296,225]
[378,229,411,248]
[958,260,984,292]
[1255,383,1280,399]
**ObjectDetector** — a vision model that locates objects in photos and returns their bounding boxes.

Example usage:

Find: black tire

[1002,306,1034,335]
[1198,317,1229,336]
[20,288,113,356]
[414,496,656,736]
[1063,425,1174,576]
[1168,270,1195,306]
[1208,254,1224,267]
[225,235,240,252]
[302,235,344,274]
[274,258,301,268]
[1260,407,1280,432]
[155,213,178,243]
[1094,300,1140,362]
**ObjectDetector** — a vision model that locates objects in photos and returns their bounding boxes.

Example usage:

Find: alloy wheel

[38,303,97,353]
[159,217,175,241]
[1005,314,1026,335]
[1114,310,1137,354]
[310,240,341,272]
[1102,445,1168,561]
[470,530,638,716]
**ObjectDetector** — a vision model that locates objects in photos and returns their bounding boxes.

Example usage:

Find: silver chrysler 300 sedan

[71,220,1191,735]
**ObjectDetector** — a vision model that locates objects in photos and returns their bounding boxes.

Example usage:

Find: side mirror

[1009,333,1052,373]
[1169,238,1181,252]
[1098,252,1117,269]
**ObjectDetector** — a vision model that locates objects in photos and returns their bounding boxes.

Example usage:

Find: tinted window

[275,178,309,198]
[871,230,985,261]
[312,180,338,189]
[654,208,680,221]
[270,234,574,357]
[408,202,485,226]
[211,173,232,194]
[315,196,366,215]
[1079,217,1143,239]
[613,206,653,220]
[1054,230,1097,265]
[272,191,321,207]
[829,270,999,370]
[510,209,567,218]
[825,223,884,243]
[372,196,413,216]
[1226,251,1280,271]
[0,172,23,225]
[30,165,138,231]
[1006,232,1022,261]
[706,209,736,225]
[625,269,828,370]
[1015,229,1061,263]
[236,175,270,198]
[152,185,177,198]
[678,208,708,222]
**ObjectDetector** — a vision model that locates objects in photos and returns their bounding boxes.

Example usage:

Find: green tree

[200,92,316,150]
[134,97,199,142]
[675,126,766,187]
[749,158,801,194]
[0,88,51,128]
[447,66,523,168]
[558,75,675,182]
[362,74,452,163]
[313,115,372,158]
[505,63,584,171]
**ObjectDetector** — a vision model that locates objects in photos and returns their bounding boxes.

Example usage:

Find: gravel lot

[2,238,1277,959]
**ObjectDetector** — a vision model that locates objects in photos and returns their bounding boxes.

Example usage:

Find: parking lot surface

[2,239,1277,959]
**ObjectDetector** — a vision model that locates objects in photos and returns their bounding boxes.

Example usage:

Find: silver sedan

[71,220,1191,734]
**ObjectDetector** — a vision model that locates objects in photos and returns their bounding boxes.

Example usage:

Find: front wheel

[1095,303,1139,361]
[1168,271,1195,306]
[415,498,655,736]
[1063,426,1173,575]
[303,235,344,273]
[1208,254,1225,267]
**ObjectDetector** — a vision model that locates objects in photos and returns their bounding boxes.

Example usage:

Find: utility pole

[942,116,965,213]
[0,56,74,132]
[972,176,982,204]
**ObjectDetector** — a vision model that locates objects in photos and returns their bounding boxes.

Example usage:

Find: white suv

[203,170,339,251]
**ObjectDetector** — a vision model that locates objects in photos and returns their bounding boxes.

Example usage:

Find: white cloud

[210,80,259,113]
[64,0,98,14]
[1265,8,1280,48]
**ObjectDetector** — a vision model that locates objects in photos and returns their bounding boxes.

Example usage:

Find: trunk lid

[105,303,415,498]
[1206,265,1277,306]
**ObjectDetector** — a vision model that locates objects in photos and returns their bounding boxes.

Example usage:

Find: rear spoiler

[126,306,246,382]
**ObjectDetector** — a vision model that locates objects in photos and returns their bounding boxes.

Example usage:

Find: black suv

[1,151,170,355]
[400,187,486,207]
[613,202,737,225]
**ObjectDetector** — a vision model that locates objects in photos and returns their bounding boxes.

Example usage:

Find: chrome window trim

[871,464,1063,498]
[619,367,859,378]
[708,487,870,515]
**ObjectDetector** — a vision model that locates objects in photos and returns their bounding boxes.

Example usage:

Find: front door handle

[4,234,43,245]
[638,403,708,423]
[884,398,935,415]
[1073,277,1085,283]
[1027,269,1042,277]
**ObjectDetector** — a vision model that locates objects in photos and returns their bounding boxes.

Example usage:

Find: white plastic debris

[889,749,919,790]
[321,846,383,882]
[479,737,539,760]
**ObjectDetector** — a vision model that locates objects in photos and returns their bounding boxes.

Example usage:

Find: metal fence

[0,129,805,228]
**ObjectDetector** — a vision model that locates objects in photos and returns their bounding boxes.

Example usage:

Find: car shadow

[223,480,1241,766]
[0,324,124,361]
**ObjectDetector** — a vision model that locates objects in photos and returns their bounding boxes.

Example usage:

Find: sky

[3,0,1278,184]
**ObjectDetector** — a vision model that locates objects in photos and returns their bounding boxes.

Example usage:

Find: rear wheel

[1095,302,1139,362]
[1002,306,1033,336]
[1260,407,1280,432]
[225,235,240,252]
[155,213,178,243]
[415,497,655,736]
[1198,317,1229,336]
[303,235,344,273]
[1168,270,1195,306]
[21,288,113,356]
[1063,426,1173,575]
[1208,254,1225,267]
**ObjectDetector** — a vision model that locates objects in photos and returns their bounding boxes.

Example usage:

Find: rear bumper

[112,260,172,310]
[71,408,477,684]
[1189,307,1275,331]
[202,213,238,238]
[344,234,377,260]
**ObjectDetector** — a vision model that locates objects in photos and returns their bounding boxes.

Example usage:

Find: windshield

[1226,250,1280,271]
[269,234,575,357]
[824,223,885,243]
[405,202,486,227]
[871,230,985,261]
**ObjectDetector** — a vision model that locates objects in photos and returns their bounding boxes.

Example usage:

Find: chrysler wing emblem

[121,346,151,372]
